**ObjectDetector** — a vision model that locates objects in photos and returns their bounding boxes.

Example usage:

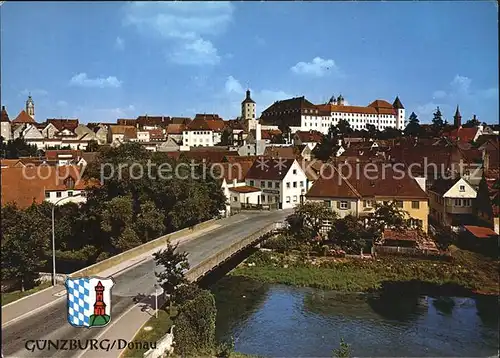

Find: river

[210,276,499,357]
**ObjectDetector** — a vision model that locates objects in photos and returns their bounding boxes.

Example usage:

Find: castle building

[259,94,406,134]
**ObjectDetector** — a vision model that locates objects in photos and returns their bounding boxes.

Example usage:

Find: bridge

[1,209,291,358]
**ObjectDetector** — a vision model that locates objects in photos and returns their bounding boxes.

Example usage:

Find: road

[2,210,290,358]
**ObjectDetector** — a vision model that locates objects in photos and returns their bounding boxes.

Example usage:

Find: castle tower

[337,94,345,106]
[26,95,35,120]
[328,95,337,105]
[453,105,462,128]
[392,96,405,129]
[242,89,258,131]
[93,281,106,316]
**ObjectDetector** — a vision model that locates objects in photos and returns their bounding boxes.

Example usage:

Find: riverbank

[1,281,51,306]
[230,245,499,295]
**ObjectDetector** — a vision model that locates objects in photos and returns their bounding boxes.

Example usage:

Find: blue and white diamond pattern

[66,278,91,327]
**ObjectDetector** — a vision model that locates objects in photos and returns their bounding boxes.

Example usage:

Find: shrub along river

[210,276,499,357]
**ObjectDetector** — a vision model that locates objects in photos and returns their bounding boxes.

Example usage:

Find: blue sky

[1,1,498,124]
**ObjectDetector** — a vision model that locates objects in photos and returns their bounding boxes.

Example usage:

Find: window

[68,191,73,197]
[56,191,62,198]
[293,195,298,202]
[293,182,297,188]
[324,200,331,208]
[411,201,420,209]
[455,199,460,206]
[249,180,254,186]
[395,200,404,208]
[45,192,50,199]
[286,182,291,189]
[292,169,297,175]
[340,201,348,210]
[233,196,238,202]
[300,181,304,188]
[286,196,291,203]
[459,185,465,192]
[66,177,75,189]
[261,195,266,203]
[260,181,265,188]
[363,200,373,208]
[275,182,280,189]
[267,181,272,188]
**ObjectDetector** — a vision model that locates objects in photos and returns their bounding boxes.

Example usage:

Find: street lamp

[51,193,84,286]
[154,284,159,318]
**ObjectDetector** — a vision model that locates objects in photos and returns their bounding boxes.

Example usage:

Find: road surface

[2,210,290,358]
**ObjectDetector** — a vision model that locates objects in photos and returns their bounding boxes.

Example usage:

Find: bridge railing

[186,222,281,282]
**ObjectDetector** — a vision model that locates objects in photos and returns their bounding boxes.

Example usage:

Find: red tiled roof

[264,146,296,159]
[295,130,323,143]
[123,127,137,140]
[12,110,36,124]
[464,225,499,239]
[1,166,95,209]
[216,161,255,182]
[47,118,79,131]
[109,125,136,135]
[166,124,186,134]
[261,129,282,140]
[245,157,296,180]
[44,150,83,161]
[444,127,479,143]
[229,185,261,193]
[306,164,428,200]
[148,129,164,140]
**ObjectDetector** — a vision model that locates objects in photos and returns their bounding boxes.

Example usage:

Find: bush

[174,289,217,356]
[262,234,298,252]
[172,283,201,305]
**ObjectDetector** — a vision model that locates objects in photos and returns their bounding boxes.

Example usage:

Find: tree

[366,201,410,243]
[0,137,39,159]
[85,140,100,152]
[404,112,422,137]
[1,204,48,291]
[278,123,291,144]
[328,216,370,254]
[332,338,351,358]
[462,116,481,128]
[174,289,217,356]
[286,202,337,242]
[313,124,340,161]
[365,124,378,139]
[153,241,190,299]
[431,107,445,135]
[219,129,232,146]
[379,127,403,140]
[133,201,166,243]
[337,119,353,137]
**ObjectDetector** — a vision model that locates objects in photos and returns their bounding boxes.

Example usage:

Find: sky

[1,1,498,124]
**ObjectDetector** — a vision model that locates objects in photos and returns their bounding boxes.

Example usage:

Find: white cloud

[432,90,447,99]
[20,89,48,96]
[69,73,122,88]
[123,1,234,66]
[57,100,68,107]
[291,57,339,77]
[225,76,244,94]
[169,38,220,66]
[450,75,472,95]
[114,36,125,50]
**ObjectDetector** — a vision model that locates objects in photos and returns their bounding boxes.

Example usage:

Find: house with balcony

[428,177,477,230]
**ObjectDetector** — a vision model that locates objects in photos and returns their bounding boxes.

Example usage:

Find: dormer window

[459,185,465,192]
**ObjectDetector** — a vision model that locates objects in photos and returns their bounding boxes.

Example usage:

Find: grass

[122,306,178,358]
[1,281,52,306]
[230,246,500,295]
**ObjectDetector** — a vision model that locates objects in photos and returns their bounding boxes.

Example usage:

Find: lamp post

[51,193,83,286]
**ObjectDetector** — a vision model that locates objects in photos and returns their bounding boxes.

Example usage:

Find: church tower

[242,89,258,131]
[26,95,35,120]
[392,96,405,130]
[1,105,12,141]
[453,105,462,128]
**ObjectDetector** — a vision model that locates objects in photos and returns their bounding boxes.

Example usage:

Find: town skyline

[1,1,498,123]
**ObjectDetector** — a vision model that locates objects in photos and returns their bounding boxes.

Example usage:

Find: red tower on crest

[93,281,106,315]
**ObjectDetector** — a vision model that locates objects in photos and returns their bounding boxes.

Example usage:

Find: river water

[210,277,499,357]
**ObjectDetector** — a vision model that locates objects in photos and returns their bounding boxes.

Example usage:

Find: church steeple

[453,105,462,128]
[26,95,35,120]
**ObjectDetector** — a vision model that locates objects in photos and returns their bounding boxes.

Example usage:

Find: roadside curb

[1,285,57,309]
[1,222,220,328]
